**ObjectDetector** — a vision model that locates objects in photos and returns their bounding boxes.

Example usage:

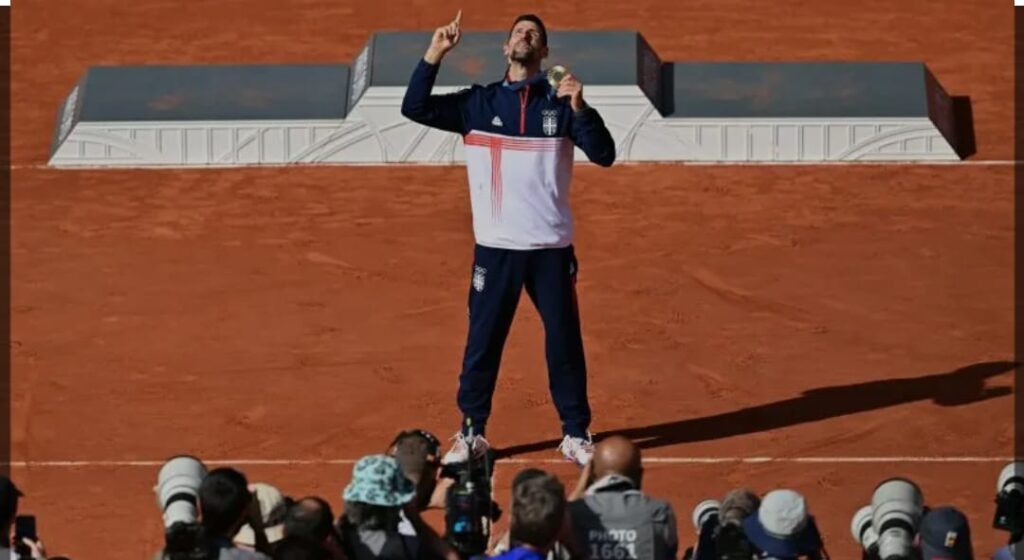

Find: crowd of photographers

[2,430,1020,560]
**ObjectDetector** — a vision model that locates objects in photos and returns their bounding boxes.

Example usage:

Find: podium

[48,31,965,167]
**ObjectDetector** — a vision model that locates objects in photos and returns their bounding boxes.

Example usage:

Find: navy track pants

[456,244,591,439]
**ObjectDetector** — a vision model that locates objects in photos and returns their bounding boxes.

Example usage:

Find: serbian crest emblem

[542,110,558,136]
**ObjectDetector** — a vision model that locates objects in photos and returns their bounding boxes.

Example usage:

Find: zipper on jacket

[519,85,529,134]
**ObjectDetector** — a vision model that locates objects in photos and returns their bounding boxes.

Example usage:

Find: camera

[442,454,500,558]
[851,505,880,560]
[683,500,717,560]
[993,461,1024,540]
[13,515,36,559]
[156,455,207,528]
[163,523,209,560]
[440,437,501,558]
[692,500,720,533]
[154,455,211,559]
[684,496,756,560]
[851,478,924,560]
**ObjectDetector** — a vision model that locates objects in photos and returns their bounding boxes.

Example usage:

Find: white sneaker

[442,432,491,464]
[558,433,594,466]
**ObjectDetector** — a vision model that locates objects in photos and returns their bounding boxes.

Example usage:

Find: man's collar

[586,474,638,495]
[502,69,548,91]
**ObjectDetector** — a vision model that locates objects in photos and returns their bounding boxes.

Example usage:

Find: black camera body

[685,514,756,560]
[13,515,36,559]
[162,521,216,560]
[441,450,501,559]
[994,489,1024,540]
[714,522,757,560]
[993,462,1024,543]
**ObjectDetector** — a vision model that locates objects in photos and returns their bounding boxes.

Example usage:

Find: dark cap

[919,506,973,560]
[509,14,547,46]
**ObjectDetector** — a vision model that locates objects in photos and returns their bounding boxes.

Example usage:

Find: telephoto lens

[994,461,1024,536]
[851,505,880,559]
[154,455,208,529]
[871,478,924,560]
[692,499,721,531]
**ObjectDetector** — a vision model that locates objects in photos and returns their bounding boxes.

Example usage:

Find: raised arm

[400,10,472,135]
[570,105,617,167]
[557,72,617,167]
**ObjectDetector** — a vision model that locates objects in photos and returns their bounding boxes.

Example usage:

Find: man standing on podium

[401,11,616,467]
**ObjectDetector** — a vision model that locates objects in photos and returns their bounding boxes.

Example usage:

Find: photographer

[0,477,46,560]
[388,430,448,515]
[283,497,346,560]
[686,488,760,560]
[235,483,287,552]
[339,454,457,560]
[390,430,467,559]
[851,476,946,560]
[566,436,678,560]
[992,462,1024,560]
[918,507,972,560]
[491,470,568,560]
[742,489,828,559]
[155,468,270,560]
[187,467,271,560]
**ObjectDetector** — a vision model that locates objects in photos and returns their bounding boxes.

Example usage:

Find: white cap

[233,482,287,546]
[759,489,808,537]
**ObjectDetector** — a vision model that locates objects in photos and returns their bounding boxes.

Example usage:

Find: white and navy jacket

[401,58,616,250]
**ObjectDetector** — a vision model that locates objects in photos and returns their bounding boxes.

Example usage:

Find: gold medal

[546,65,568,89]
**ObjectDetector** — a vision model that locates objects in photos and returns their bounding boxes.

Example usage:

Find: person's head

[284,497,335,544]
[503,14,549,68]
[919,506,974,560]
[509,469,566,552]
[0,477,22,535]
[592,435,643,487]
[199,468,252,539]
[719,488,760,527]
[234,482,287,548]
[513,468,547,485]
[742,489,824,559]
[341,455,416,531]
[272,535,331,560]
[388,429,441,510]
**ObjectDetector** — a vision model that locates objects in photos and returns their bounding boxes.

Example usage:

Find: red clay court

[9,1,1016,557]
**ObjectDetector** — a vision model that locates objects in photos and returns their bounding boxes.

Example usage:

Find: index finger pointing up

[454,10,462,25]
